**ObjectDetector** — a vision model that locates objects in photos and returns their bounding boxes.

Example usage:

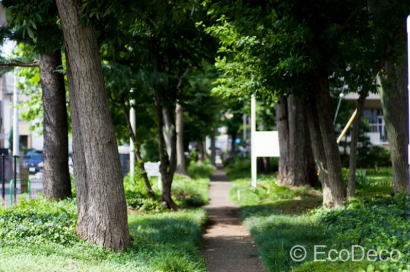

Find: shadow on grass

[235,196,331,272]
[126,211,207,272]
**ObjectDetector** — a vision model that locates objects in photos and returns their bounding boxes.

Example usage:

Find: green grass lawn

[0,173,211,272]
[228,167,409,272]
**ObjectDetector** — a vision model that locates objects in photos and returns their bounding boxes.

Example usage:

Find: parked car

[23,150,43,173]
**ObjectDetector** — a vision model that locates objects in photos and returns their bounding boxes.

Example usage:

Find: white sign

[253,131,280,157]
[144,162,162,188]
[251,96,280,187]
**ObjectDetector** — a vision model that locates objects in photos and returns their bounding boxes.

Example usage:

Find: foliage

[0,198,208,271]
[127,197,166,214]
[224,157,251,180]
[186,161,215,179]
[0,197,77,246]
[171,176,210,208]
[229,178,319,207]
[317,194,410,271]
[123,169,210,210]
[358,145,392,168]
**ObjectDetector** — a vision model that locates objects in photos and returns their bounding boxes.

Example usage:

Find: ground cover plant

[230,167,409,272]
[0,171,210,272]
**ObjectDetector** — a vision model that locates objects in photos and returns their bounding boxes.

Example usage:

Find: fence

[0,155,43,207]
[367,123,389,146]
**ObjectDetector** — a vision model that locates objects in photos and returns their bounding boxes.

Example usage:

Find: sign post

[407,15,410,211]
[144,162,162,189]
[251,96,280,187]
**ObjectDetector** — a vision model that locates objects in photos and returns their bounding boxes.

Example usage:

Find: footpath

[201,166,264,272]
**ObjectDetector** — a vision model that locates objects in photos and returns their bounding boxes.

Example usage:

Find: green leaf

[27,27,34,39]
[30,21,37,30]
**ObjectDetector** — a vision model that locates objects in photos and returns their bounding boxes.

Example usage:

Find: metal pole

[13,74,19,158]
[130,95,136,178]
[9,179,13,206]
[406,15,410,221]
[334,93,344,125]
[251,95,257,187]
[1,154,4,200]
[13,155,16,204]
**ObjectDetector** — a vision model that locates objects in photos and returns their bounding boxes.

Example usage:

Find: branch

[176,66,193,90]
[334,7,359,43]
[0,61,39,67]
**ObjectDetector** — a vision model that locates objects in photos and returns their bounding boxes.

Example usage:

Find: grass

[0,172,211,272]
[229,167,406,272]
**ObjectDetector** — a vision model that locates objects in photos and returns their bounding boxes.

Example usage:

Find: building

[343,92,388,148]
[0,72,40,152]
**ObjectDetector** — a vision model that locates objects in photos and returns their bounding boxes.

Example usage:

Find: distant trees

[206,0,410,207]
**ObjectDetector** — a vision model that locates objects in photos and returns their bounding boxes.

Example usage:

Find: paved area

[201,166,264,272]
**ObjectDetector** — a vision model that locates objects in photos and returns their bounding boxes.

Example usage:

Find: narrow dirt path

[201,167,264,272]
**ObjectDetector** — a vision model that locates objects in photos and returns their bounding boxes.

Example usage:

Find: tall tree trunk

[286,95,319,187]
[39,50,71,201]
[203,140,209,161]
[263,157,270,174]
[163,110,172,159]
[276,96,289,182]
[306,72,346,208]
[154,87,178,210]
[379,59,409,192]
[198,139,204,163]
[118,100,156,201]
[175,103,187,175]
[210,129,216,165]
[56,0,130,250]
[276,95,318,187]
[347,92,367,198]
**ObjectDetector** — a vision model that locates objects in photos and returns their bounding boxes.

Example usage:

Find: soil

[201,167,265,272]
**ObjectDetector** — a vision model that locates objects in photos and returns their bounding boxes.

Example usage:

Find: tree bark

[175,103,187,175]
[198,139,204,163]
[210,129,216,165]
[347,92,367,198]
[39,50,71,201]
[276,95,318,187]
[276,96,289,182]
[263,157,270,174]
[153,86,178,210]
[379,60,409,192]
[286,95,319,187]
[56,0,130,250]
[163,109,172,159]
[306,73,346,208]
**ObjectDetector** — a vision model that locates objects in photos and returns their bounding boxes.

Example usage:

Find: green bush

[0,197,78,246]
[187,162,215,179]
[171,176,209,208]
[127,197,166,213]
[317,194,410,270]
[358,145,391,168]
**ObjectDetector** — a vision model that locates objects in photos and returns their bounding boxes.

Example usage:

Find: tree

[206,0,390,207]
[276,95,319,187]
[3,0,72,200]
[55,0,130,250]
[39,50,71,200]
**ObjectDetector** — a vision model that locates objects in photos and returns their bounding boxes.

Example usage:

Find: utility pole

[13,74,19,157]
[129,93,136,177]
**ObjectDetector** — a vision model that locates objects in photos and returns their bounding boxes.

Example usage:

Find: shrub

[317,194,410,270]
[127,197,166,214]
[186,162,215,179]
[0,197,77,246]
